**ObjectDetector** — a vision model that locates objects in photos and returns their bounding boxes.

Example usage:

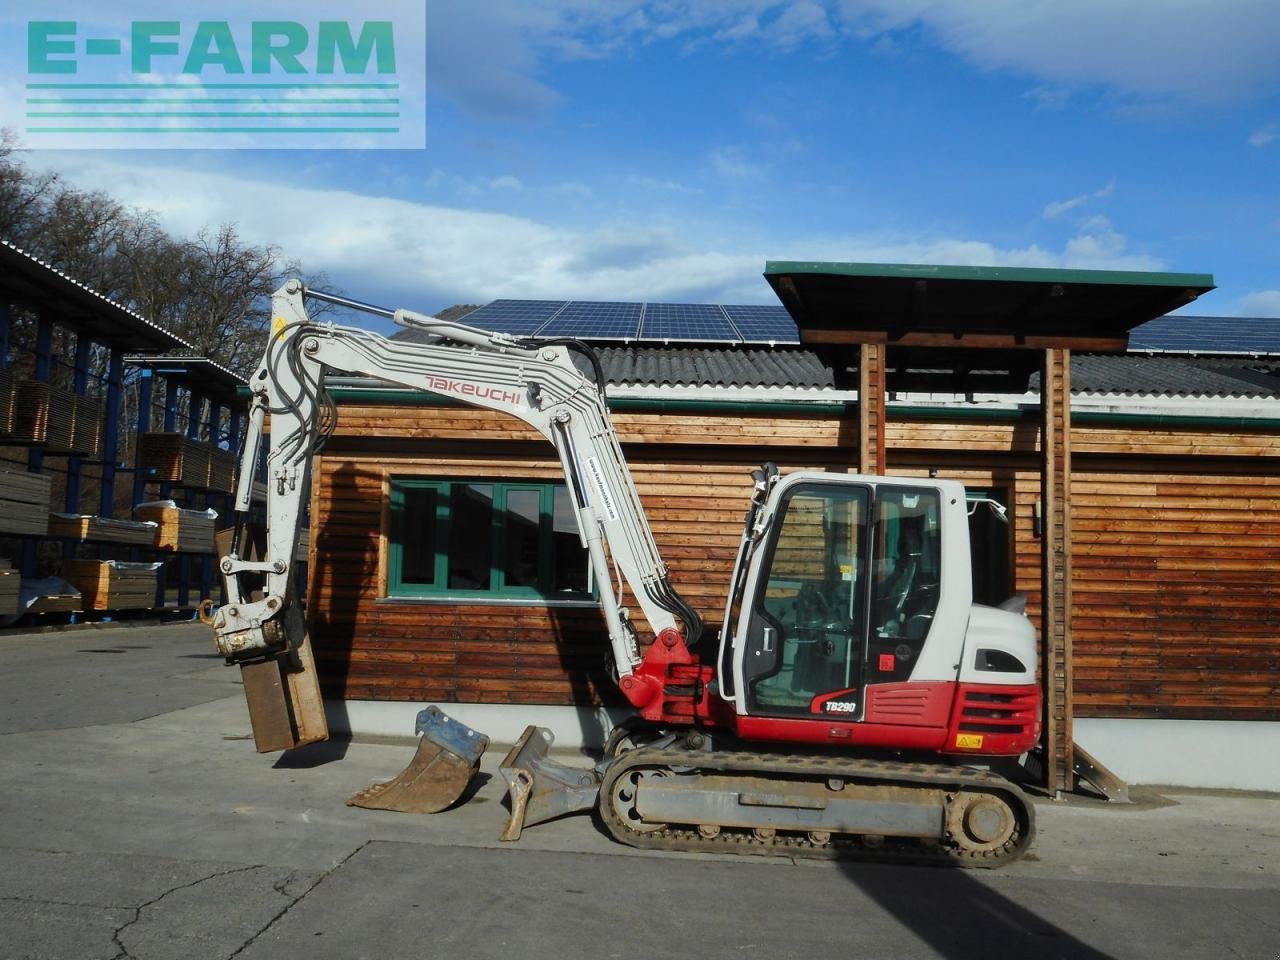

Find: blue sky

[5,1,1280,333]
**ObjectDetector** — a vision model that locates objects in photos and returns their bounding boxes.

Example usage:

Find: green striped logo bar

[20,5,425,150]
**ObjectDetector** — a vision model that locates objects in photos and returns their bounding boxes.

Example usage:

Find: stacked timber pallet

[0,559,18,616]
[28,589,82,614]
[140,432,211,488]
[12,381,102,456]
[62,559,161,611]
[134,500,217,553]
[0,367,15,435]
[47,514,158,546]
[140,433,235,492]
[0,470,51,536]
[208,447,237,494]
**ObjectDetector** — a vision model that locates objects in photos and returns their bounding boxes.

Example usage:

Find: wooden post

[857,342,887,475]
[1040,348,1074,794]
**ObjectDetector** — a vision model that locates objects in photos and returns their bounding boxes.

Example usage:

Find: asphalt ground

[1,623,1277,960]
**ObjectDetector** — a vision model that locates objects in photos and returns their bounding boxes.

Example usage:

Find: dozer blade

[498,726,605,841]
[347,706,489,814]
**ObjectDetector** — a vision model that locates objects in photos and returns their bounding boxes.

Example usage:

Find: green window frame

[387,478,593,601]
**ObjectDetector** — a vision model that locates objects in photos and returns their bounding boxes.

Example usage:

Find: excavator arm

[212,281,701,753]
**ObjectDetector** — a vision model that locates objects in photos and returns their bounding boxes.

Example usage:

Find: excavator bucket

[498,726,605,841]
[347,706,489,814]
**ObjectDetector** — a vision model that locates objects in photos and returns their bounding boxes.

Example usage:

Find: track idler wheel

[945,790,1021,858]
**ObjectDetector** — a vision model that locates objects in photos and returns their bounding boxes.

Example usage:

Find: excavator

[210,280,1043,867]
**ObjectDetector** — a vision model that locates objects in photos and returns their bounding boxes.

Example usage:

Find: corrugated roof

[0,239,194,352]
[1037,355,1280,399]
[391,326,836,389]
[595,346,834,389]
[390,327,1279,399]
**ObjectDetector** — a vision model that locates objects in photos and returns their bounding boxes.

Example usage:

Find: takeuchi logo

[28,20,397,75]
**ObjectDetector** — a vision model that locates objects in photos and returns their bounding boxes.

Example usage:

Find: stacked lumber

[134,500,217,553]
[208,447,237,493]
[62,559,160,611]
[11,381,102,456]
[0,559,18,616]
[0,470,51,536]
[0,367,15,435]
[139,433,211,487]
[47,514,158,546]
[28,592,82,614]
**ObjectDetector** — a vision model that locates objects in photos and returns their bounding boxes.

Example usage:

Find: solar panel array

[458,299,800,344]
[459,301,1280,355]
[1129,315,1280,355]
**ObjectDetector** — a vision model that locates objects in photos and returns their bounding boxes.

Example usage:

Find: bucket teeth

[347,706,489,815]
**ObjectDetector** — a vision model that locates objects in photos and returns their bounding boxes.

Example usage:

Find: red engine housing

[620,631,1041,758]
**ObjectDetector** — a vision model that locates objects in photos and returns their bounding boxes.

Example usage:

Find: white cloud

[416,1,1280,119]
[834,0,1280,102]
[1248,126,1277,147]
[624,175,703,195]
[709,146,767,181]
[1237,290,1280,316]
[33,158,1173,307]
[1043,179,1117,220]
[768,1,834,48]
[488,175,524,191]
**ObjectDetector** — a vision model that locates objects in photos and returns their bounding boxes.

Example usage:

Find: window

[388,479,592,601]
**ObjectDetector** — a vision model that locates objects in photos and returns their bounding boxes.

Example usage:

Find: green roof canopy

[765,261,1216,352]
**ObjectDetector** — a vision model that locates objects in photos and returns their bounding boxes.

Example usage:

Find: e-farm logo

[17,5,425,150]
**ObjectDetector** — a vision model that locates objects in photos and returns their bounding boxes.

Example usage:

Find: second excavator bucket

[347,706,489,814]
[498,725,606,841]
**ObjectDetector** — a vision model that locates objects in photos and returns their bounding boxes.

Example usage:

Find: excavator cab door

[736,481,873,718]
[730,475,955,722]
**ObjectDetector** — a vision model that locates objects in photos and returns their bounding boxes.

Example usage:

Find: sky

[5,1,1280,333]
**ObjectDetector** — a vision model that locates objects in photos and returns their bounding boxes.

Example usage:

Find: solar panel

[1130,315,1280,355]
[723,304,800,343]
[459,298,805,344]
[461,299,567,335]
[640,303,737,341]
[540,301,643,339]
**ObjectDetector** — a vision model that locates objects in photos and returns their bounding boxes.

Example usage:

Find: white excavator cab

[725,472,975,721]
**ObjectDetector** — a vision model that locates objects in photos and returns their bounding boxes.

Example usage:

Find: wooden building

[301,265,1280,793]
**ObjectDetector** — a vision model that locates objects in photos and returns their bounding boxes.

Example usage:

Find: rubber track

[598,747,1036,868]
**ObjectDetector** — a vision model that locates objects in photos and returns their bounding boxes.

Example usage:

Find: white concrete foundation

[331,701,1280,792]
[1075,718,1280,793]
[327,699,632,751]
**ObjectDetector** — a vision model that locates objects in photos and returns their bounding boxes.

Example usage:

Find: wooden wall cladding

[308,447,855,706]
[328,404,857,449]
[311,403,1280,721]
[1067,468,1280,721]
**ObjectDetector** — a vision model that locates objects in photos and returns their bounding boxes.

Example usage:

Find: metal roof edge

[0,238,196,351]
[764,259,1216,290]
